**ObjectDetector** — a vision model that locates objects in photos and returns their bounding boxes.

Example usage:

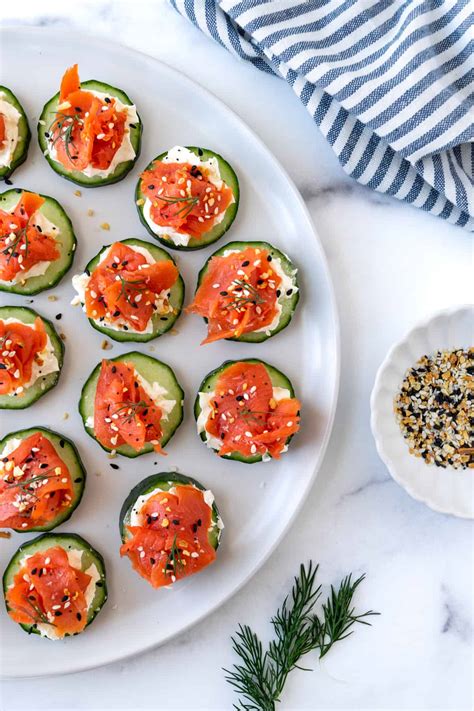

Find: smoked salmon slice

[6,546,90,636]
[0,191,59,283]
[188,246,282,344]
[0,317,48,396]
[120,484,216,588]
[204,361,301,459]
[84,242,178,333]
[94,360,164,453]
[50,64,127,172]
[0,432,74,530]
[141,161,233,239]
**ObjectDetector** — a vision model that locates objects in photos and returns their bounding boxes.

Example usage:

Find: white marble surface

[1,2,473,709]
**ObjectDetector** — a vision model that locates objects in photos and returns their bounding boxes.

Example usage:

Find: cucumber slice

[76,238,184,342]
[0,189,77,295]
[37,80,142,187]
[0,87,31,181]
[135,146,239,251]
[79,351,184,458]
[120,472,222,550]
[0,427,86,533]
[195,240,299,343]
[3,532,107,638]
[194,358,297,464]
[0,305,64,410]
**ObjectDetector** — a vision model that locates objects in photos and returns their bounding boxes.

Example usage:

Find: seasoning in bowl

[394,348,473,469]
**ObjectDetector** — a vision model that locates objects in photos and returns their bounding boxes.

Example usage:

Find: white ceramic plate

[0,28,339,677]
[371,305,473,519]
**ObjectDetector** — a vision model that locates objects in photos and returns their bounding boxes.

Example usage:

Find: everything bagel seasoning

[394,348,474,469]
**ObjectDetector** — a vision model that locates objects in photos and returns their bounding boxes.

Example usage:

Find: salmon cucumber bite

[0,428,86,533]
[0,305,64,409]
[79,352,184,458]
[195,359,301,463]
[0,189,76,296]
[71,238,184,342]
[188,241,299,344]
[0,86,31,181]
[3,533,107,640]
[135,146,239,250]
[37,64,142,187]
[119,472,223,589]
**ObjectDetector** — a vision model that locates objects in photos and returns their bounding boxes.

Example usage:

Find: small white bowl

[371,305,473,518]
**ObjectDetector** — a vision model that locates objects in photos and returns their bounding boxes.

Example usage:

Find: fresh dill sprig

[1,225,29,263]
[5,470,59,504]
[224,562,378,710]
[20,595,56,628]
[112,400,148,424]
[156,194,199,219]
[48,111,84,162]
[221,279,265,313]
[0,331,10,351]
[239,407,274,425]
[164,534,185,578]
[117,275,147,305]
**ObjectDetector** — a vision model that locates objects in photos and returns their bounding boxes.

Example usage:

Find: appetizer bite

[120,472,223,588]
[195,359,301,463]
[79,352,184,457]
[0,306,64,409]
[38,64,142,187]
[0,86,31,180]
[0,428,85,532]
[0,189,76,295]
[188,241,299,344]
[136,145,239,250]
[3,533,107,640]
[71,238,184,342]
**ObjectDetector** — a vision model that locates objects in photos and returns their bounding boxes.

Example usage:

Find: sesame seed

[394,348,473,469]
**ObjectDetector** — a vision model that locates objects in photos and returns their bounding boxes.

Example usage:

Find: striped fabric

[170,0,474,230]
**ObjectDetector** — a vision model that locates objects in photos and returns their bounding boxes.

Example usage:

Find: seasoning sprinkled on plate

[394,348,473,469]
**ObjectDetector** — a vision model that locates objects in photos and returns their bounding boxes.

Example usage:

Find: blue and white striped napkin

[170,0,474,230]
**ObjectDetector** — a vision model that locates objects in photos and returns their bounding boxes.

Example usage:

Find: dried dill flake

[394,348,474,469]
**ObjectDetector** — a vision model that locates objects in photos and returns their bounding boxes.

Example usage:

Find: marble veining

[441,585,472,643]
[338,476,392,502]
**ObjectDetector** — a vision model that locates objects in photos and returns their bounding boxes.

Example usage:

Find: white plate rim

[370,303,473,519]
[0,27,341,678]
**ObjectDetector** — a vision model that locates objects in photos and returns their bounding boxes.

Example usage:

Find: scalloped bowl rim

[370,304,474,518]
